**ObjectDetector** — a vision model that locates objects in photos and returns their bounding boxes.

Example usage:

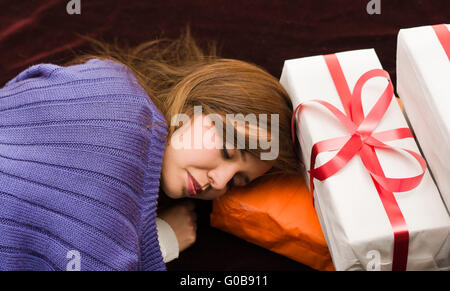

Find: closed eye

[221,146,250,190]
[227,175,251,191]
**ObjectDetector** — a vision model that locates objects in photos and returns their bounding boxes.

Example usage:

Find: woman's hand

[158,201,197,253]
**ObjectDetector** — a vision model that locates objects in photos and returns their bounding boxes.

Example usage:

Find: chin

[161,183,184,199]
[166,190,184,199]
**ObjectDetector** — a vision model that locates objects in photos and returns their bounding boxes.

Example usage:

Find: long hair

[65,26,301,177]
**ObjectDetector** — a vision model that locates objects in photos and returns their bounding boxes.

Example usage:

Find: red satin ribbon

[432,24,450,60]
[290,54,427,271]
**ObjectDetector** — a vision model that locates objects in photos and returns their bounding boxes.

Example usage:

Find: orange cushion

[210,174,335,271]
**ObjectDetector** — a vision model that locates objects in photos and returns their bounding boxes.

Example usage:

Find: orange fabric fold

[210,174,334,271]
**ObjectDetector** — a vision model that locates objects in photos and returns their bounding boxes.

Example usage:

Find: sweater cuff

[156,217,179,263]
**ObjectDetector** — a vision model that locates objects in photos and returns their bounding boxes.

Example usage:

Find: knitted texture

[0,58,168,270]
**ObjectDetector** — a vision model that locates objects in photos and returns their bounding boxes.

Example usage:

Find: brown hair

[65,26,301,177]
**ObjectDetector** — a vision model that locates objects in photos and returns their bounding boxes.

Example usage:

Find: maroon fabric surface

[1,0,448,270]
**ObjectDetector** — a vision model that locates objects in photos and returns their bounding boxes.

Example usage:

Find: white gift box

[280,48,450,271]
[397,24,450,213]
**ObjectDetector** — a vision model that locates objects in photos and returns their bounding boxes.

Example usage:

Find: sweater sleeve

[0,59,168,271]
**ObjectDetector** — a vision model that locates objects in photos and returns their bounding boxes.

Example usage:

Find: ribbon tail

[360,144,409,271]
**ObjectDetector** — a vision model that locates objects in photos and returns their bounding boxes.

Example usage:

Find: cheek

[166,142,219,169]
[182,148,219,167]
[169,119,222,167]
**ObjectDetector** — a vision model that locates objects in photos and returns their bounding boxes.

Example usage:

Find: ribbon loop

[352,69,394,137]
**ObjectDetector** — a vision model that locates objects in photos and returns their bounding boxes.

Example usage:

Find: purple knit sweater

[0,58,168,270]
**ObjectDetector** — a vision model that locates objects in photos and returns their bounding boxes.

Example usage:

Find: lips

[187,172,202,196]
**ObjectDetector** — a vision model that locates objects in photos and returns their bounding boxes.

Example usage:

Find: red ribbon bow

[290,53,427,271]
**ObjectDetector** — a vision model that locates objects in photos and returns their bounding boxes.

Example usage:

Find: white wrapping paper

[280,49,450,270]
[397,24,450,213]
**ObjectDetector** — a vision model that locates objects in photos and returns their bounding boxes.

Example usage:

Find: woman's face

[160,113,272,200]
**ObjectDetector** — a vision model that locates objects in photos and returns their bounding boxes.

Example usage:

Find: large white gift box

[280,48,450,271]
[397,24,450,213]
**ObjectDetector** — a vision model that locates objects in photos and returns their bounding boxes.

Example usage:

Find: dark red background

[1,0,448,270]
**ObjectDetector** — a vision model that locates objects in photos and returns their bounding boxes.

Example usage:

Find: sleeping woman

[0,28,300,270]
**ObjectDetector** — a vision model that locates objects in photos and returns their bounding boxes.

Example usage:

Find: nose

[207,163,237,192]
